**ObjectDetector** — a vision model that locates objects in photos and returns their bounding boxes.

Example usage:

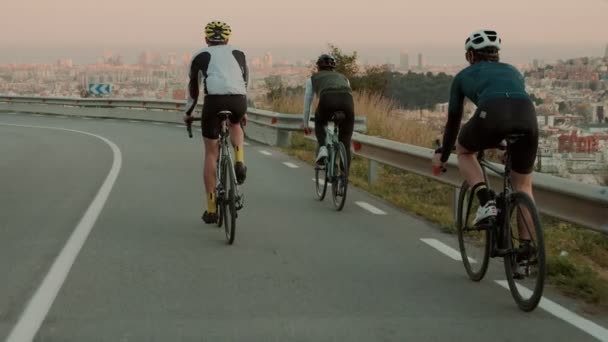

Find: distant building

[417,53,424,69]
[173,89,186,100]
[605,44,608,58]
[399,50,409,70]
[56,58,73,68]
[263,52,273,68]
[182,52,193,66]
[597,105,605,123]
[533,59,539,69]
[558,131,600,153]
[167,53,177,66]
[139,51,154,66]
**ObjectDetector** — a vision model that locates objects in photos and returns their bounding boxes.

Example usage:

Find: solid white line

[259,150,272,156]
[355,201,387,215]
[7,112,17,115]
[283,162,299,169]
[1,123,122,342]
[152,122,165,125]
[420,238,476,263]
[129,120,139,123]
[244,142,250,146]
[495,281,608,341]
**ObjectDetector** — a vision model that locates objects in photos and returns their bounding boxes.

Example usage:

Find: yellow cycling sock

[207,192,216,214]
[234,145,244,163]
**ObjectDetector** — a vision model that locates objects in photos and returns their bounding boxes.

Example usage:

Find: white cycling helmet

[465,30,501,51]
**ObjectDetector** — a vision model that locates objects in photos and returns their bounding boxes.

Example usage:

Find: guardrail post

[368,160,379,187]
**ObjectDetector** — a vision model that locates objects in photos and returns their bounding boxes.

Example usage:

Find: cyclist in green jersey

[432,30,539,228]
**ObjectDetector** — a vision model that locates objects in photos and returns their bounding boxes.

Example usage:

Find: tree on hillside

[327,44,359,79]
[350,65,392,93]
[263,75,284,100]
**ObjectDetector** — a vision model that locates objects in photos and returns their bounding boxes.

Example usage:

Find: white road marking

[1,123,123,342]
[55,116,67,119]
[7,112,17,115]
[244,142,250,146]
[283,162,299,169]
[259,150,272,156]
[129,120,139,123]
[495,281,608,341]
[152,122,165,125]
[355,201,387,215]
[420,238,476,263]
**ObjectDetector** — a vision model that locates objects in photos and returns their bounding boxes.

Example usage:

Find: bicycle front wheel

[503,192,545,312]
[223,159,237,245]
[315,152,328,201]
[457,181,491,281]
[331,142,349,211]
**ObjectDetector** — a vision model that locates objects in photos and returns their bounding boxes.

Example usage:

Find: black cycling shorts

[458,97,538,174]
[201,95,247,139]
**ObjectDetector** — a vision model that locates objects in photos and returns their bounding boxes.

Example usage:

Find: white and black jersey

[185,45,249,115]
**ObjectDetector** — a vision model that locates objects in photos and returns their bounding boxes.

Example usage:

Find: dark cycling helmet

[316,54,337,69]
[205,21,232,43]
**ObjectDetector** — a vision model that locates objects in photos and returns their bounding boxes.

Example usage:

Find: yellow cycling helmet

[205,21,232,43]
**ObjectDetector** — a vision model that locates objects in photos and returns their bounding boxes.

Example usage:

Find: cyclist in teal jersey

[432,30,539,230]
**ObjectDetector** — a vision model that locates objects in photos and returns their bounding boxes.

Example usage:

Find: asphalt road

[0,112,606,342]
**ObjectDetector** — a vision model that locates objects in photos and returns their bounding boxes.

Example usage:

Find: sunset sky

[2,0,607,63]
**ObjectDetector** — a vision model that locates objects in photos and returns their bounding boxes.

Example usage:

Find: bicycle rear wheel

[223,158,237,244]
[315,152,328,201]
[217,158,226,228]
[503,192,545,312]
[331,142,349,211]
[457,181,491,281]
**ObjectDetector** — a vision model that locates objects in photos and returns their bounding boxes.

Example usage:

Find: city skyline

[1,42,608,66]
[2,0,608,64]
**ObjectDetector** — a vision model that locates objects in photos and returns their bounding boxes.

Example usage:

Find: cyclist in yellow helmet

[184,21,249,224]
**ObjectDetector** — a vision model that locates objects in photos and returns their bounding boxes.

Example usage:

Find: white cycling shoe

[316,146,328,164]
[473,200,498,225]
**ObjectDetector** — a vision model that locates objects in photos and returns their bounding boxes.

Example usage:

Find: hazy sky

[2,0,608,63]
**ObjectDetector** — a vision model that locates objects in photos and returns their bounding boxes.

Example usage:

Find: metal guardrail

[351,133,608,234]
[0,96,367,146]
[1,95,606,232]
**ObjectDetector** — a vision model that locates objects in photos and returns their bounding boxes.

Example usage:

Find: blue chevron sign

[88,83,112,95]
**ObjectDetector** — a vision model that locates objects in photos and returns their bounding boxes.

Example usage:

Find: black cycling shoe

[235,162,247,185]
[513,240,537,279]
[202,211,218,224]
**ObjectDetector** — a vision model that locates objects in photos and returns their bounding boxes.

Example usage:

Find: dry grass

[259,91,438,148]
